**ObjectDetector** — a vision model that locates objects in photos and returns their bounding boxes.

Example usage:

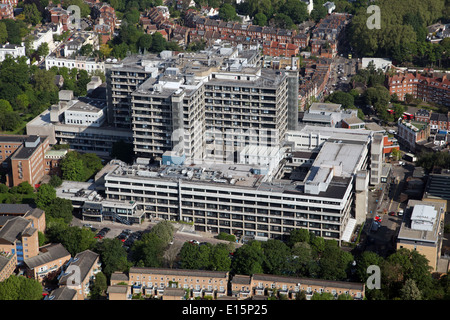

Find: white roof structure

[410,205,437,232]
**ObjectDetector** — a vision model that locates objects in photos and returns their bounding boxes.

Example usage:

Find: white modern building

[30,26,55,51]
[301,102,359,128]
[64,100,107,127]
[45,55,105,73]
[0,43,26,62]
[97,124,377,242]
[26,95,132,158]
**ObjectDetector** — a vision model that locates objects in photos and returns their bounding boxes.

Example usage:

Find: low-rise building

[0,134,54,187]
[26,96,132,158]
[127,267,229,299]
[0,43,26,62]
[396,199,446,272]
[45,55,105,73]
[397,119,430,152]
[24,243,71,282]
[0,204,46,233]
[58,250,101,300]
[0,217,39,267]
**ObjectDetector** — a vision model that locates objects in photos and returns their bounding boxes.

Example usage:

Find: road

[358,158,412,257]
[325,57,358,96]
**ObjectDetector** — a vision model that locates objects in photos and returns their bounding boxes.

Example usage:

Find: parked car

[83,224,93,229]
[189,240,200,245]
[94,232,105,239]
[389,211,396,216]
[117,233,128,242]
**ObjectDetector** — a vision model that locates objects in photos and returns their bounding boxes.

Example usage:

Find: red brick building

[263,41,299,57]
[0,2,14,20]
[386,70,450,107]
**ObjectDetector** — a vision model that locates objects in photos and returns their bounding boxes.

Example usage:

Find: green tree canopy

[36,184,56,210]
[94,238,130,278]
[0,275,42,300]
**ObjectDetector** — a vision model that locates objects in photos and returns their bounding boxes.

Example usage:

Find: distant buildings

[386,70,450,107]
[414,109,450,132]
[0,2,14,20]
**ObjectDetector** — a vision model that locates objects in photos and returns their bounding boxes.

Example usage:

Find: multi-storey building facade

[231,273,365,300]
[0,43,26,63]
[0,135,54,187]
[108,47,294,164]
[387,70,450,107]
[127,267,229,299]
[58,250,101,300]
[24,243,71,282]
[106,56,162,129]
[397,119,430,152]
[414,109,450,132]
[107,268,365,300]
[103,125,374,242]
[0,217,40,267]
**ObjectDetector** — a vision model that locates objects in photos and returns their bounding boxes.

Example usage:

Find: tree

[46,224,96,256]
[261,239,290,275]
[355,251,383,283]
[0,275,42,300]
[319,245,353,280]
[46,198,74,224]
[138,34,152,53]
[210,243,232,271]
[280,0,308,24]
[272,13,295,29]
[288,228,310,247]
[23,3,42,25]
[254,12,267,26]
[0,99,13,113]
[151,32,166,53]
[36,184,56,210]
[179,241,203,269]
[0,22,7,44]
[326,91,355,109]
[49,175,62,188]
[99,44,113,59]
[36,43,49,58]
[17,182,33,194]
[219,3,238,22]
[94,238,130,278]
[79,44,93,56]
[311,291,335,300]
[150,220,174,245]
[231,240,264,275]
[131,232,165,267]
[89,272,108,299]
[288,242,312,276]
[60,152,86,181]
[400,279,422,300]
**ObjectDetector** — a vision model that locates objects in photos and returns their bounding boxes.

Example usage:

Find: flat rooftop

[397,200,446,244]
